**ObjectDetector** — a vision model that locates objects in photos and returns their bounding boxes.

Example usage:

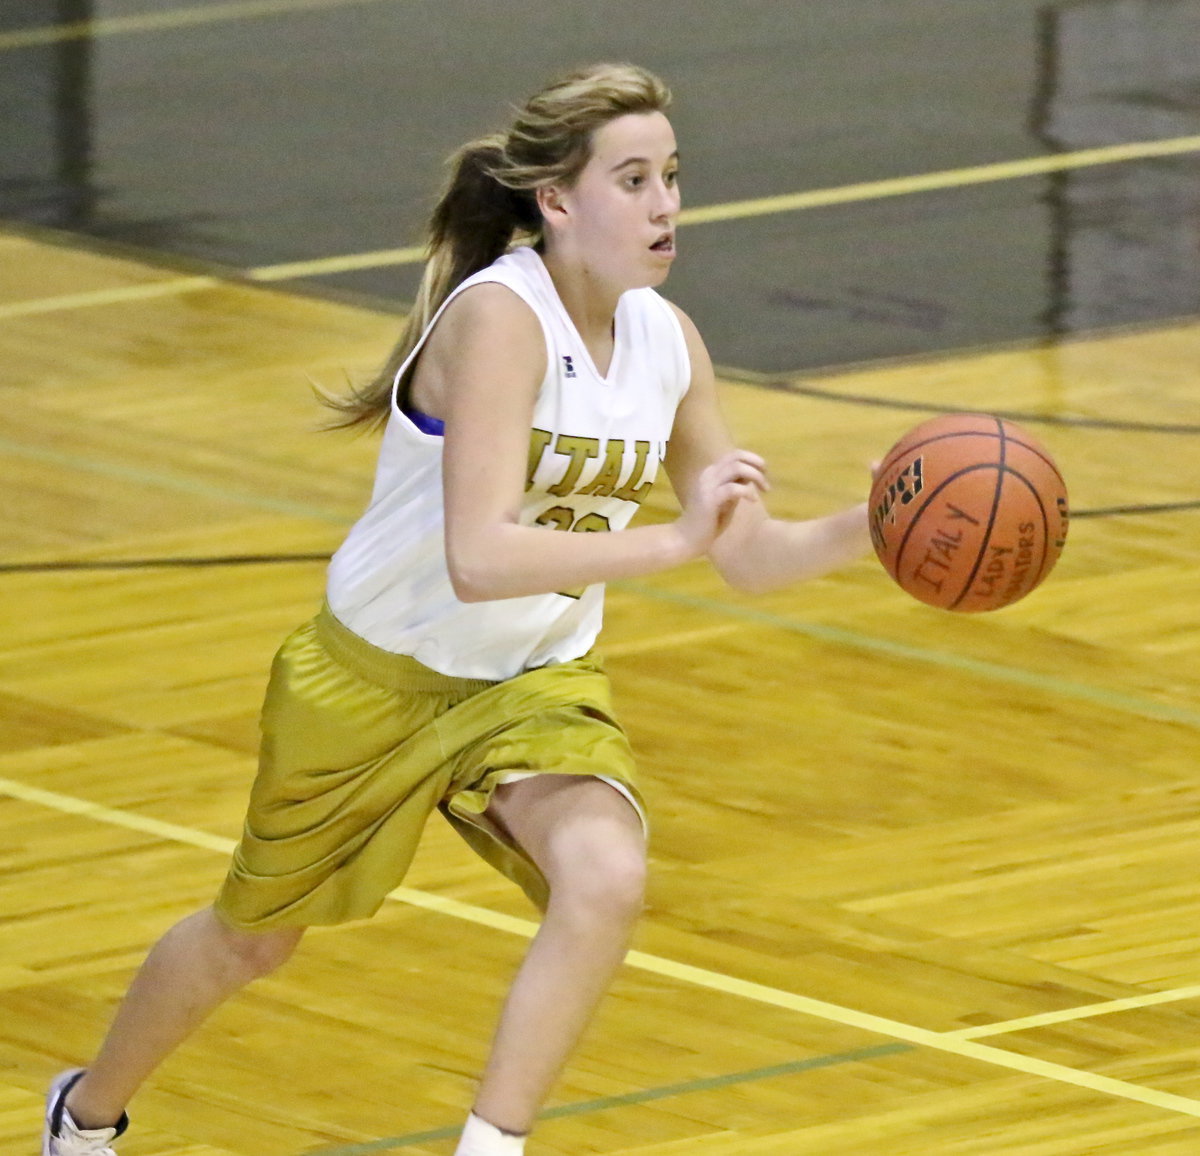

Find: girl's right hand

[674,449,769,557]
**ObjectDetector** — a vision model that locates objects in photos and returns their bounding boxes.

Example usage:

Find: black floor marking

[3,496,1196,578]
[751,379,1200,436]
[1071,500,1200,519]
[0,552,333,573]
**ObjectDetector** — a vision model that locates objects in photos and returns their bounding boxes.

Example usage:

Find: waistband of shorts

[315,603,499,694]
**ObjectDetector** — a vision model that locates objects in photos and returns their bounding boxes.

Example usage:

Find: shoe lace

[55,1140,117,1156]
[51,1125,119,1156]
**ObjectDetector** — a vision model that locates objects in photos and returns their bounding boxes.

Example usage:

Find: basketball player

[42,63,871,1156]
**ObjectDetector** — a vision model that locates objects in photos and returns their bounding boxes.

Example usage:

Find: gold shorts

[215,605,642,930]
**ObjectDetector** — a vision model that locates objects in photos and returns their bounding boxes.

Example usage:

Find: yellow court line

[5,133,1200,320]
[676,134,1200,225]
[245,246,427,281]
[0,277,221,320]
[0,775,237,854]
[5,773,1200,1119]
[0,255,425,320]
[618,953,1200,1119]
[951,987,1200,1040]
[257,133,1200,268]
[0,0,403,50]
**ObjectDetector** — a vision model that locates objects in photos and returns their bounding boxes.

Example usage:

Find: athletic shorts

[214,604,644,930]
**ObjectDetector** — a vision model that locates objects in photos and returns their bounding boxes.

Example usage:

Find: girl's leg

[63,907,303,1129]
[470,775,647,1135]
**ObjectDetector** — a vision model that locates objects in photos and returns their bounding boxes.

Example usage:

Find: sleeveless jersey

[325,246,691,680]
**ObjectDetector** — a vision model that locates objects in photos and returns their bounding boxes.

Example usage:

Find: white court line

[5,773,1200,1118]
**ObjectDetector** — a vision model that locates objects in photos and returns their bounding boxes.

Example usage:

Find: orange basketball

[869,413,1069,612]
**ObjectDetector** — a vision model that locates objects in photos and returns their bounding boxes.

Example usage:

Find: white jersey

[326,246,691,680]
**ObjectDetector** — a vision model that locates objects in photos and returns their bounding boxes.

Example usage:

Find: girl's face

[541,111,681,290]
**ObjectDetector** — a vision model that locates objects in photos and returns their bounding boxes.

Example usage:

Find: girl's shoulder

[421,279,546,386]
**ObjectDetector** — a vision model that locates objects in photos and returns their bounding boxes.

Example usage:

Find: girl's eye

[625,174,645,189]
[665,169,679,185]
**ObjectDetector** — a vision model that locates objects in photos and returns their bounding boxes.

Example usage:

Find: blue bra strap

[404,407,445,437]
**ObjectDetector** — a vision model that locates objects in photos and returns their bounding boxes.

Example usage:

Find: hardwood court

[2,229,1200,1155]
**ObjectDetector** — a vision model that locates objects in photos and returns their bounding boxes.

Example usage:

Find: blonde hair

[324,62,672,431]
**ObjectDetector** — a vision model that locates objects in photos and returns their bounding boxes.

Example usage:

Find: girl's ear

[536,184,568,219]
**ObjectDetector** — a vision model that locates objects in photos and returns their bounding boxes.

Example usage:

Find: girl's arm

[433,284,766,602]
[664,304,872,595]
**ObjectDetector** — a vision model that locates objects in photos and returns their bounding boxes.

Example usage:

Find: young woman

[43,63,871,1156]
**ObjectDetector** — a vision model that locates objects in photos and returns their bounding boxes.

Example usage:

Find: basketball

[869,413,1069,612]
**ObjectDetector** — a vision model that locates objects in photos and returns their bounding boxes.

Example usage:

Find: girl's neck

[539,248,619,347]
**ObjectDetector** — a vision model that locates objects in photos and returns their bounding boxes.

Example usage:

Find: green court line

[307,1043,914,1155]
[3,428,1196,731]
[0,0,405,50]
[614,582,1200,732]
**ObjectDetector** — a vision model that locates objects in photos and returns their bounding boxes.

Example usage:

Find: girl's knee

[597,846,647,918]
[492,774,648,923]
[546,837,646,923]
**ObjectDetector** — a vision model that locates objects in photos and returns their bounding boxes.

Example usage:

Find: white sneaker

[43,1070,129,1156]
[454,1112,526,1155]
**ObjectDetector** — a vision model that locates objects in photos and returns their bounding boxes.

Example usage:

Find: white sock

[453,1111,527,1155]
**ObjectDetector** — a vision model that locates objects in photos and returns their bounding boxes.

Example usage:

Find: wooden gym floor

[3,1,1200,1153]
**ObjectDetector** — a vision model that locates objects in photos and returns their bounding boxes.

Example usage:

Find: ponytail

[321,63,671,432]
[321,138,539,431]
